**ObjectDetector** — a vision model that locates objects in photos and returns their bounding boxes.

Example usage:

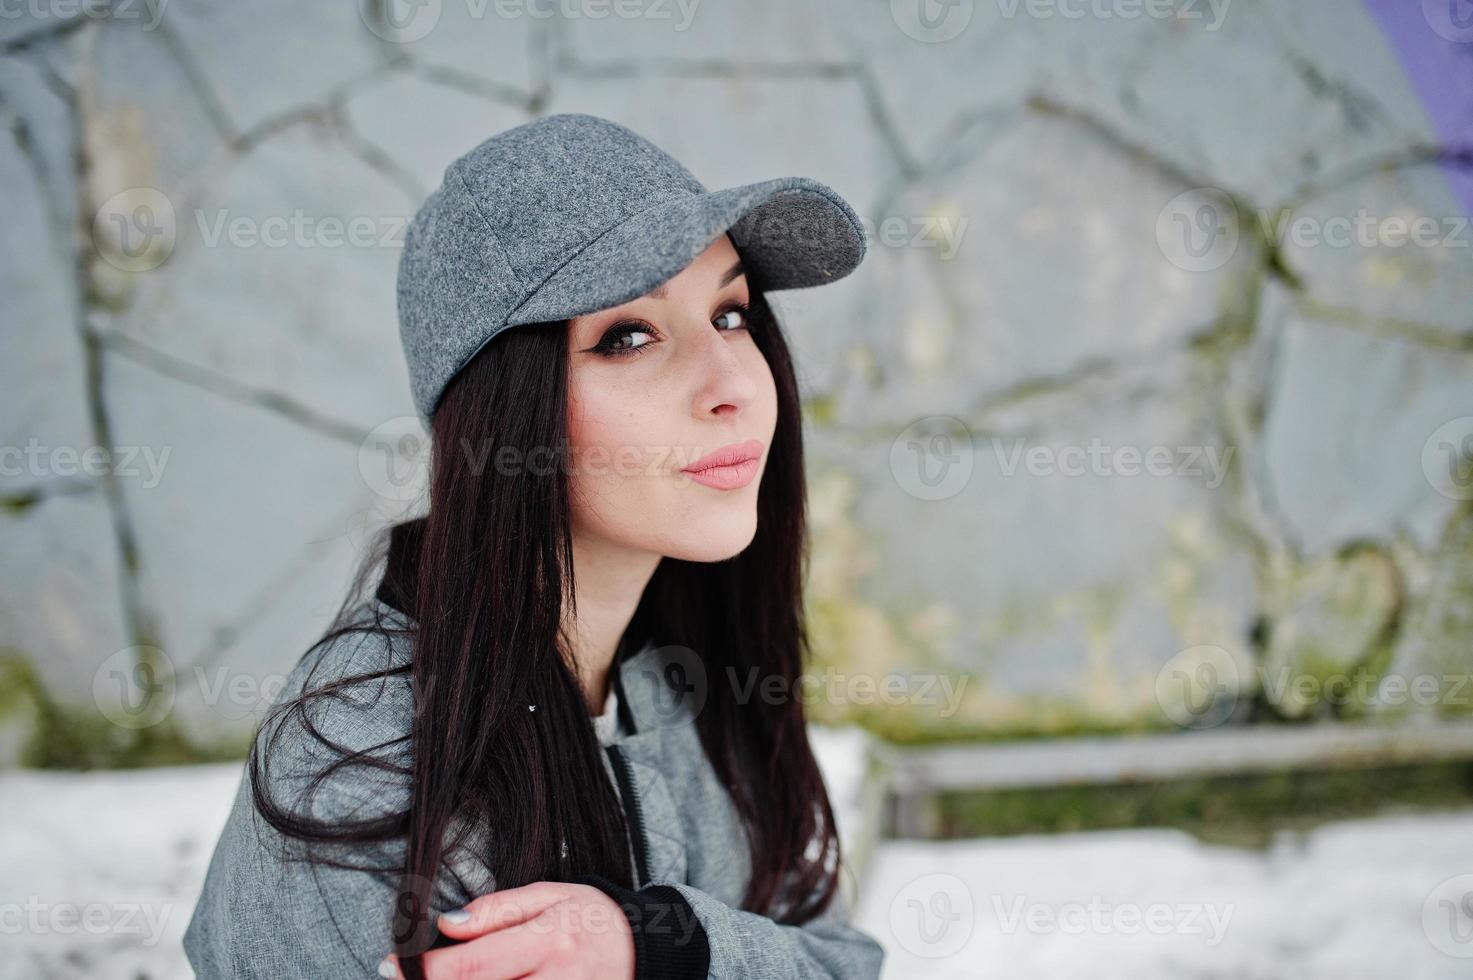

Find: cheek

[744,344,780,431]
[565,378,668,524]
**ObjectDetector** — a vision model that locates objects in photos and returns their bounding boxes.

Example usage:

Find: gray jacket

[182,574,886,978]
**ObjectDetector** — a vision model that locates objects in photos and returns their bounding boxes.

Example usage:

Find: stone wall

[1,0,1470,764]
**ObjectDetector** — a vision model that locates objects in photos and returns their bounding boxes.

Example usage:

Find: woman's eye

[715,304,750,331]
[592,304,749,358]
[595,324,656,357]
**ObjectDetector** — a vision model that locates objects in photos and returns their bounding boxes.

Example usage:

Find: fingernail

[377,956,398,978]
[441,907,471,924]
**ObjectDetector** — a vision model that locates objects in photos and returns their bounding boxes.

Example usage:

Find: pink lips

[681,438,764,490]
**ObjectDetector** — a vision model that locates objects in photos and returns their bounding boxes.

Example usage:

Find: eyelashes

[590,301,754,359]
[591,322,656,358]
[712,302,751,332]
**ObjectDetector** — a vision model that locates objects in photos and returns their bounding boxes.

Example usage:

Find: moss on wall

[932,760,1473,846]
[0,648,248,768]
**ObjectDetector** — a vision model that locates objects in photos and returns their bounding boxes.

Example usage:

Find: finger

[436,882,573,940]
[421,904,573,979]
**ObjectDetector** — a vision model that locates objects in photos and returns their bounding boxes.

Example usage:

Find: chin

[663,513,760,563]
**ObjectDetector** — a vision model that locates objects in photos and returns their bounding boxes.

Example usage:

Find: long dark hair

[249,273,843,977]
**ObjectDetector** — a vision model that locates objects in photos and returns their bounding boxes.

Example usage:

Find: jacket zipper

[604,744,651,888]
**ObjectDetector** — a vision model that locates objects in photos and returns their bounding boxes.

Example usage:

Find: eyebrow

[645,259,746,301]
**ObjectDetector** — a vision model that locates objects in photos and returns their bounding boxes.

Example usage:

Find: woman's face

[565,234,778,563]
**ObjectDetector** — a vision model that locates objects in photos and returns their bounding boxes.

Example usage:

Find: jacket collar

[372,518,669,739]
[373,516,422,619]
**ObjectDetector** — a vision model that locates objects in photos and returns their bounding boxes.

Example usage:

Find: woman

[182,113,885,980]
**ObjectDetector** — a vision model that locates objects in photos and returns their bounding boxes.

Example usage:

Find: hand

[378,881,635,980]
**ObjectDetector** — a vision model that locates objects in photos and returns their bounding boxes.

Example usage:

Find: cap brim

[503,175,866,328]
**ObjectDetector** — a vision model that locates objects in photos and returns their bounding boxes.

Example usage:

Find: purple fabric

[1362,0,1473,217]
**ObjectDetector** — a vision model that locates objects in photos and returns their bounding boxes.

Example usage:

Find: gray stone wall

[1,0,1470,764]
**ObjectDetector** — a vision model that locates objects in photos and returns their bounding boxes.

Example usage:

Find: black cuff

[572,873,710,980]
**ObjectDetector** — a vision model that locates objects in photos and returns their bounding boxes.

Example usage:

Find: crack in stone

[1281,142,1473,212]
[971,330,1223,434]
[147,15,240,144]
[79,315,160,655]
[1257,1,1415,149]
[554,51,856,81]
[1284,51,1393,138]
[12,36,73,101]
[2,90,75,277]
[0,11,88,55]
[185,512,356,677]
[409,58,542,110]
[1216,274,1296,580]
[1,478,98,515]
[227,98,334,155]
[849,60,922,181]
[12,4,1469,754]
[1295,300,1473,351]
[101,331,375,447]
[4,37,171,676]
[826,332,1220,448]
[913,102,1027,189]
[325,91,426,201]
[1025,91,1232,199]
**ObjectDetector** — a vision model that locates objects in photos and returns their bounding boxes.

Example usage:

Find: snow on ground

[3,732,1472,979]
[0,763,242,980]
[858,809,1473,980]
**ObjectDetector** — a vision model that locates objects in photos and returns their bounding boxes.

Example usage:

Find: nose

[684,314,760,418]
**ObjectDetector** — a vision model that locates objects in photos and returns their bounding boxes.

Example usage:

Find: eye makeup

[583,299,753,359]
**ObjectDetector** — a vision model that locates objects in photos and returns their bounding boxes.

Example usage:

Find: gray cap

[396,112,868,423]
